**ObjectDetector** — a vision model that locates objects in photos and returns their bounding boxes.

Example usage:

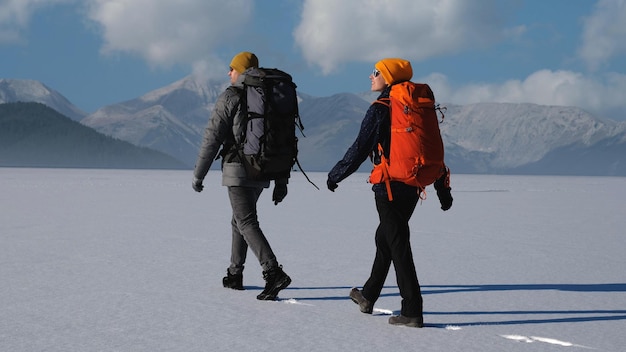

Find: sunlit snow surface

[2,168,625,351]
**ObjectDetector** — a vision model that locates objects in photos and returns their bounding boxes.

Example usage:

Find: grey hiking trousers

[227,186,278,274]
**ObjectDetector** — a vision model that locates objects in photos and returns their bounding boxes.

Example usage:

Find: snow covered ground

[1,168,625,351]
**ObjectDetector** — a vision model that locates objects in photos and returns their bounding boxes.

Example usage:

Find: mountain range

[1,77,625,176]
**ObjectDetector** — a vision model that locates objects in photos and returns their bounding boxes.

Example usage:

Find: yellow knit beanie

[375,58,413,85]
[230,52,259,74]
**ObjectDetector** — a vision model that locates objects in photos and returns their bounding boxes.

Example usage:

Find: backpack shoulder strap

[228,85,247,148]
[374,97,390,108]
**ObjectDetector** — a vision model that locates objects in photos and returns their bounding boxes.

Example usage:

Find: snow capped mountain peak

[0,79,52,98]
[140,74,227,105]
[0,79,87,121]
[82,75,230,166]
[439,102,625,169]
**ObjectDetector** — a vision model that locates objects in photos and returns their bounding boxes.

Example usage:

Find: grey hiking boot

[349,288,373,314]
[388,315,424,328]
[256,265,291,301]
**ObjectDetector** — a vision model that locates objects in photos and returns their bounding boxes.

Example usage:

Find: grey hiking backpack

[235,67,317,186]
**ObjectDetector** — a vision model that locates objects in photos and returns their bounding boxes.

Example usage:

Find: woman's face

[370,68,387,92]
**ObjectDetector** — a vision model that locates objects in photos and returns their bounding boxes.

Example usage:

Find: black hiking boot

[349,288,373,314]
[222,271,244,290]
[388,315,424,328]
[256,266,291,301]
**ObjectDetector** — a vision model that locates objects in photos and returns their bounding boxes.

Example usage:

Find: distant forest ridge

[0,102,187,169]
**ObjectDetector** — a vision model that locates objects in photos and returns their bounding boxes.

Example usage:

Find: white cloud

[578,0,626,71]
[294,0,511,74]
[0,0,75,43]
[85,0,253,73]
[425,70,626,119]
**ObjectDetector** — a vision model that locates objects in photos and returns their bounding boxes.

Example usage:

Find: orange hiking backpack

[369,81,448,201]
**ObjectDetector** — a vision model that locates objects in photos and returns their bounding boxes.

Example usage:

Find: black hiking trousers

[362,192,423,318]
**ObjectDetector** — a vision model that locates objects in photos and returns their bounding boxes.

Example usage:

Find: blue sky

[1,0,626,121]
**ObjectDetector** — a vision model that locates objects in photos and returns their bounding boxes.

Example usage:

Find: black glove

[436,187,453,211]
[327,179,338,192]
[192,177,204,193]
[272,184,288,205]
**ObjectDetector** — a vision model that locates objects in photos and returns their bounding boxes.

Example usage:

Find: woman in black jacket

[327,58,453,328]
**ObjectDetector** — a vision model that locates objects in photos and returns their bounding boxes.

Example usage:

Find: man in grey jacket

[192,51,291,301]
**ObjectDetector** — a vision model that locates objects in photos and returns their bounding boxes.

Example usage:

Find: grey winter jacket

[193,74,284,188]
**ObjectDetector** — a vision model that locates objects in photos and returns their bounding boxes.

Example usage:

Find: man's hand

[192,177,204,193]
[272,184,288,205]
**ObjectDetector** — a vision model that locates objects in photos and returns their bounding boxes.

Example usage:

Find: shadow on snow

[279,283,626,327]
